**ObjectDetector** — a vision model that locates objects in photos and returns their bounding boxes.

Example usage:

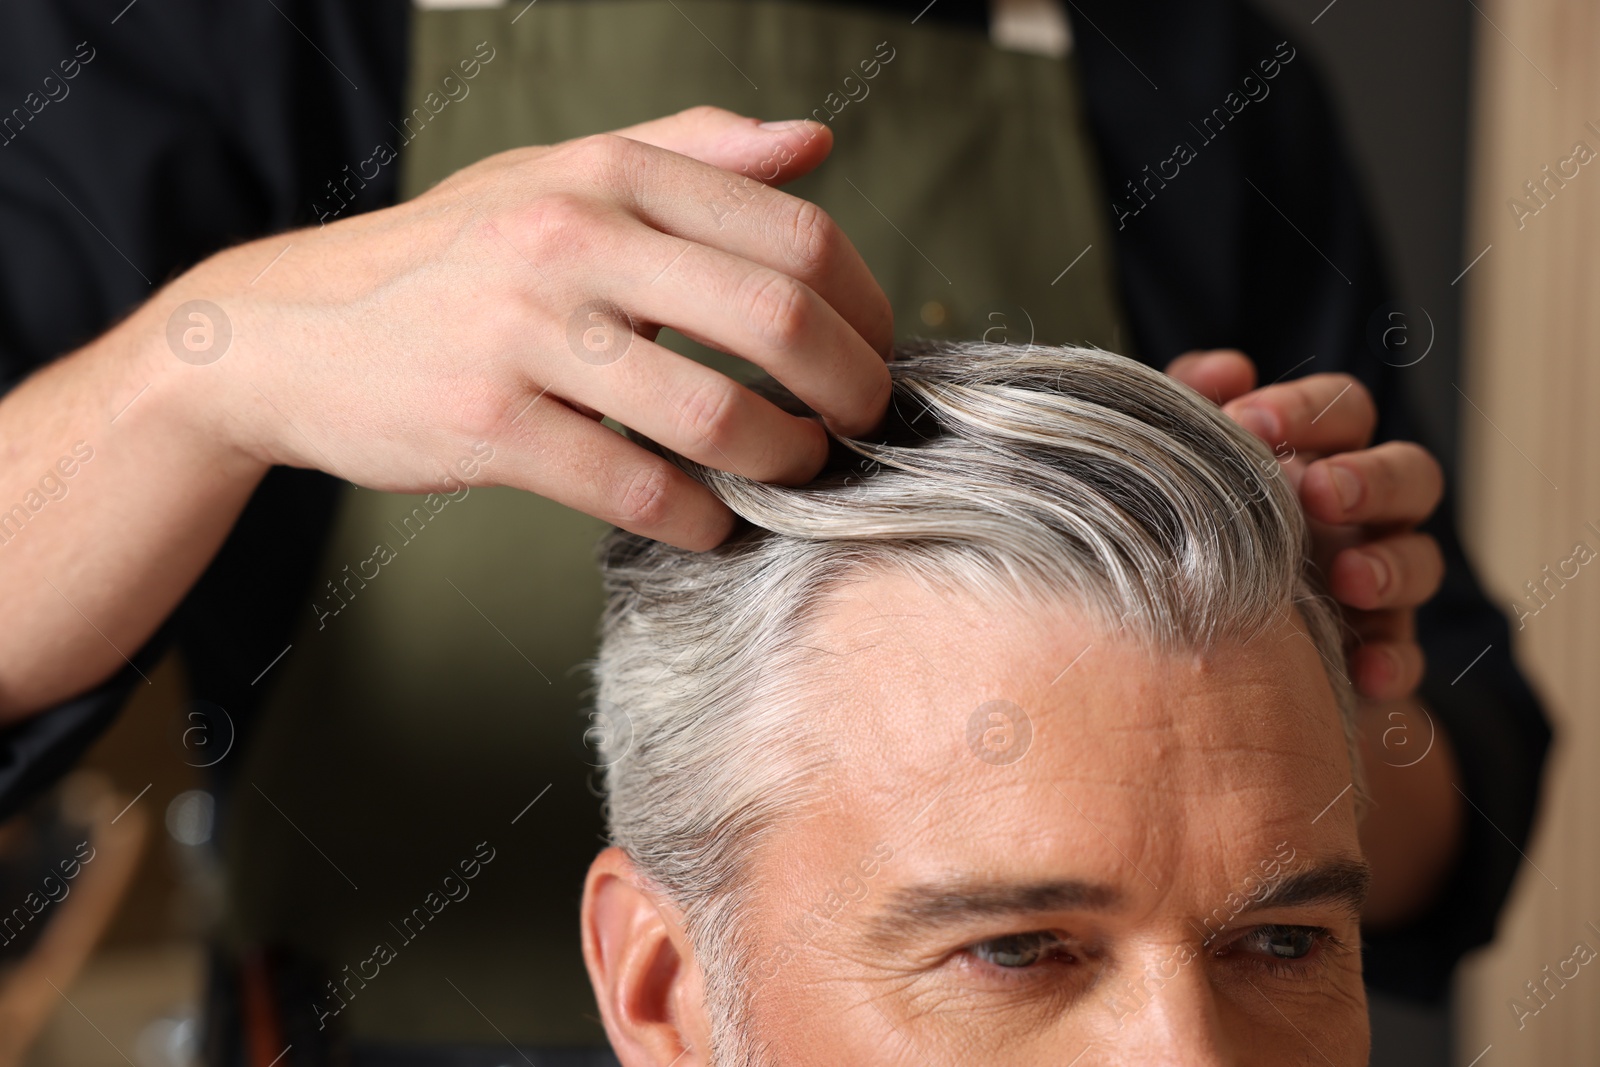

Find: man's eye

[1232,924,1324,962]
[968,932,1076,969]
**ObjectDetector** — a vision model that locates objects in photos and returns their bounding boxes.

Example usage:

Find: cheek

[1274,983,1370,1065]
[1215,945,1369,1067]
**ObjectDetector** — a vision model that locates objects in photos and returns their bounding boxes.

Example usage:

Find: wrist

[104,271,274,487]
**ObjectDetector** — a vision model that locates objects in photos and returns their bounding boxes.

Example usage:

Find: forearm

[0,293,268,721]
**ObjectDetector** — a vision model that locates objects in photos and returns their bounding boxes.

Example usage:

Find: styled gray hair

[591,340,1356,1059]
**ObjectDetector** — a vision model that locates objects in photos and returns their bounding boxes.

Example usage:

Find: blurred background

[2,0,1596,1064]
[2,656,209,1066]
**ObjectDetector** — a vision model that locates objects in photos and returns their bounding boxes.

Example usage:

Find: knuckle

[683,103,735,124]
[1286,373,1373,433]
[741,268,811,351]
[513,191,596,251]
[451,383,529,448]
[574,131,631,164]
[786,198,839,277]
[1274,380,1319,429]
[675,378,742,448]
[570,132,643,187]
[616,463,675,529]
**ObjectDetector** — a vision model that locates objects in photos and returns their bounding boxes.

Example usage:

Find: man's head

[582,341,1368,1067]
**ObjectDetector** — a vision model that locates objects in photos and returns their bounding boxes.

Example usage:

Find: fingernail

[1236,406,1278,441]
[759,119,807,130]
[1330,465,1362,511]
[1367,553,1391,597]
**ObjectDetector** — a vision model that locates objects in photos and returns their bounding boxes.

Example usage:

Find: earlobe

[582,847,710,1067]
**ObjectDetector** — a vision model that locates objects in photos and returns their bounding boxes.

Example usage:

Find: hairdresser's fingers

[497,390,736,550]
[1345,609,1406,647]
[1346,607,1414,648]
[1350,641,1427,703]
[617,222,890,437]
[1300,441,1445,528]
[555,329,830,484]
[1165,349,1258,406]
[610,106,835,186]
[1343,609,1425,701]
[587,130,895,360]
[1327,531,1446,612]
[1224,373,1378,454]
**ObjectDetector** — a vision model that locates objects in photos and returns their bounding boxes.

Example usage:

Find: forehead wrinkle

[797,600,971,710]
[802,585,950,667]
[765,574,1351,874]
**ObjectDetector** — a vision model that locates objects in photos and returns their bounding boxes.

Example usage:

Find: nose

[1085,956,1235,1067]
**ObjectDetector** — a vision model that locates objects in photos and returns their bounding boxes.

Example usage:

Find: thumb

[609,105,833,186]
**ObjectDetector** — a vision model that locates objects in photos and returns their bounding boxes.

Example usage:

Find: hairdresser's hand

[1166,349,1445,702]
[0,106,893,719]
[178,105,893,550]
[1169,349,1464,929]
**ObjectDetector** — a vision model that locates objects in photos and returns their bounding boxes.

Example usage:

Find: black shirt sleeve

[0,0,408,821]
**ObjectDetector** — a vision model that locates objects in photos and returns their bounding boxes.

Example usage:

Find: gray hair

[591,340,1356,1059]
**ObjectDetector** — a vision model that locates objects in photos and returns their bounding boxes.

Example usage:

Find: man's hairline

[664,584,1361,933]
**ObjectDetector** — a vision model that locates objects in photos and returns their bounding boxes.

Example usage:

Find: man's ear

[582,846,711,1067]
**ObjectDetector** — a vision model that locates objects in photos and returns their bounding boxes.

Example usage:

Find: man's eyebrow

[1243,859,1372,917]
[862,861,1372,945]
[867,879,1122,944]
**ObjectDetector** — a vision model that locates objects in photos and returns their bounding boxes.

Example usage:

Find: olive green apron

[227,0,1131,1047]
